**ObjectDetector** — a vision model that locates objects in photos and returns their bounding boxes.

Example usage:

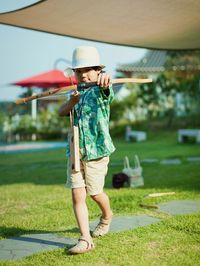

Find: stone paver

[141,158,159,163]
[111,157,200,166]
[160,159,182,165]
[1,200,200,261]
[0,233,77,261]
[0,215,160,261]
[187,156,200,163]
[90,215,161,233]
[158,200,200,215]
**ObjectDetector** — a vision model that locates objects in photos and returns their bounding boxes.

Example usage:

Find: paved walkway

[0,200,200,261]
[0,142,66,154]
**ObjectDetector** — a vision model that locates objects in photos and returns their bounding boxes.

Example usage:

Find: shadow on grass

[1,143,200,192]
[0,226,79,239]
[1,161,200,192]
[0,160,66,185]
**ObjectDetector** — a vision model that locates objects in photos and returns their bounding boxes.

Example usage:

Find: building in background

[114,50,200,122]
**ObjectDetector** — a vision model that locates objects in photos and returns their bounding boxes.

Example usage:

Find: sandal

[92,215,113,237]
[68,236,95,255]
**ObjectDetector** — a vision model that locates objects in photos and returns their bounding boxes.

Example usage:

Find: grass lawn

[0,131,200,265]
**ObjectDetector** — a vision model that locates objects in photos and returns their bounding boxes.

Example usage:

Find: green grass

[0,131,200,265]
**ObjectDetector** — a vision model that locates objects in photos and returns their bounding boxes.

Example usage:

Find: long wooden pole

[15,78,152,104]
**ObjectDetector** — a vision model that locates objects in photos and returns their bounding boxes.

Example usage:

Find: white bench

[178,129,200,143]
[126,127,147,142]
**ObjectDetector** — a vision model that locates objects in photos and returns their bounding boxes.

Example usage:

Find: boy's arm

[58,91,80,116]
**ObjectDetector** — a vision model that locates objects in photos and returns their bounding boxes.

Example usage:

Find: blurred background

[0,0,200,144]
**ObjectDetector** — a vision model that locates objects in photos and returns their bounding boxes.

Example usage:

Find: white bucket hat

[72,46,105,70]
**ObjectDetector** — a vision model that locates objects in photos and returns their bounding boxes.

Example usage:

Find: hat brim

[71,64,105,70]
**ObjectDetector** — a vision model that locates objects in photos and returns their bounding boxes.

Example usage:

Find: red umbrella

[12,69,78,120]
[13,69,77,88]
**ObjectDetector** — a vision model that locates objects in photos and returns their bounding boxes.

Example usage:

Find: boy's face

[74,67,101,83]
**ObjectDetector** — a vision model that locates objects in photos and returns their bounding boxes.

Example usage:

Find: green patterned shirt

[66,85,115,160]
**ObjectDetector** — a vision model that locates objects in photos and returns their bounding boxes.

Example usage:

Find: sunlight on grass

[0,132,200,265]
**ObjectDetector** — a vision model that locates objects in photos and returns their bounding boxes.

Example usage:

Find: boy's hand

[70,91,80,104]
[58,91,80,116]
[97,72,112,89]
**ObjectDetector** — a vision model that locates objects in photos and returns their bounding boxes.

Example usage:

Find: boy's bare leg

[91,192,113,219]
[72,187,91,240]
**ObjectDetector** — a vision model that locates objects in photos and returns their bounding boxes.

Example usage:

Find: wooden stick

[112,78,152,84]
[145,192,176,198]
[139,203,158,209]
[15,78,152,104]
[15,85,76,104]
[69,111,80,172]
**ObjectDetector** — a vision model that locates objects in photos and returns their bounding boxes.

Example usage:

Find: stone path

[158,200,200,215]
[160,159,182,165]
[187,157,200,163]
[0,234,76,261]
[110,156,200,166]
[0,200,200,261]
[90,215,161,233]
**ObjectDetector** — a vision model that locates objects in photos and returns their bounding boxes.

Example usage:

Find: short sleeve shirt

[66,85,115,160]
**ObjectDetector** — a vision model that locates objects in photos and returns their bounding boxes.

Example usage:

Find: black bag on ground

[112,172,129,189]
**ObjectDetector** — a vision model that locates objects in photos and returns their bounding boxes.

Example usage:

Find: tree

[137,50,200,126]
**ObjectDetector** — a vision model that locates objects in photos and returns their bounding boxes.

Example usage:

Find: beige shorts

[66,156,109,195]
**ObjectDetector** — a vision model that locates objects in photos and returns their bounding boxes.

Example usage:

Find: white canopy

[0,0,200,50]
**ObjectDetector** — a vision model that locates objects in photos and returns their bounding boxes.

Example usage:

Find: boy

[59,46,115,254]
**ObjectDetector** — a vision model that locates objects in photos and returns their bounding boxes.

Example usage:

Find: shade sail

[0,0,200,50]
[12,69,77,88]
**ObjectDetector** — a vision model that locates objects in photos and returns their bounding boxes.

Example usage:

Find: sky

[0,0,147,102]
